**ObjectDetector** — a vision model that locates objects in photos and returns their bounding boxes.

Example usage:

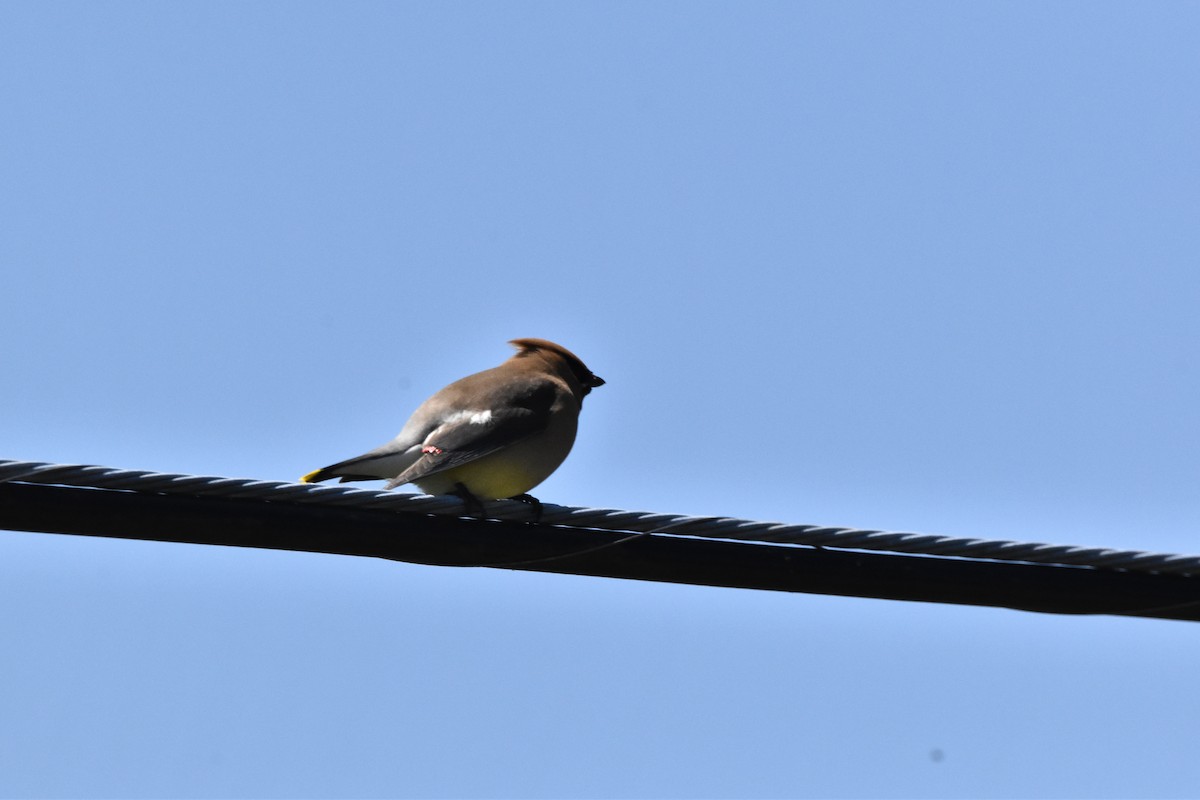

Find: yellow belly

[414,453,541,499]
[412,412,578,499]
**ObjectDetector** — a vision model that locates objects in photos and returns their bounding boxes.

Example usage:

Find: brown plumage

[300,338,604,500]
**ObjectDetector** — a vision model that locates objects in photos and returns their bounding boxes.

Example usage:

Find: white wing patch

[444,409,494,426]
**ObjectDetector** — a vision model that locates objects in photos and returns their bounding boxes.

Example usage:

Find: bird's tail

[299,467,336,483]
[300,466,382,484]
[300,445,420,485]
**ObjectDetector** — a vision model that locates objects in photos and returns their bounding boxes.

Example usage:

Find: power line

[1,459,1198,622]
[5,460,1198,575]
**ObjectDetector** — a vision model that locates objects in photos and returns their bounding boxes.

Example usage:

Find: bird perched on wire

[300,338,604,511]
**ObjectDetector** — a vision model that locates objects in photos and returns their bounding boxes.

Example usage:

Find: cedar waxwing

[300,338,604,502]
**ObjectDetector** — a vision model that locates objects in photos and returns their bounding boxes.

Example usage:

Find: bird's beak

[589,375,606,388]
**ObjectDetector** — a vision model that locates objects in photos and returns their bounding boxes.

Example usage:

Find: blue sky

[2,2,1199,797]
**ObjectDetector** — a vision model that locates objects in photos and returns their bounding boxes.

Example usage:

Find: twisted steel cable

[2,458,1198,576]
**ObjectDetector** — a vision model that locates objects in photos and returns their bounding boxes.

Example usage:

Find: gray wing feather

[385,381,556,488]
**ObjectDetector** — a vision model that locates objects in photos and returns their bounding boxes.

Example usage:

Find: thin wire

[463,531,656,569]
[2,458,1198,577]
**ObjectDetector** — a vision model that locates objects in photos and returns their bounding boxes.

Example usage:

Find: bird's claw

[508,493,543,523]
[452,483,487,519]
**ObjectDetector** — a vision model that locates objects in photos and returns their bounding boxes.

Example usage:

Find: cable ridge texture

[2,458,1198,576]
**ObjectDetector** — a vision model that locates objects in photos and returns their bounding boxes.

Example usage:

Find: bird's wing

[385,379,558,489]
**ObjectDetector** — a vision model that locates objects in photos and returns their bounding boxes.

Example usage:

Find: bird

[300,338,604,509]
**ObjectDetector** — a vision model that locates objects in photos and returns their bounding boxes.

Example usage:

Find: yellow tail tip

[299,469,325,484]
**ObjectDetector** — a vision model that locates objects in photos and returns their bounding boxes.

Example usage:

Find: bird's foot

[507,493,543,523]
[452,483,487,519]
